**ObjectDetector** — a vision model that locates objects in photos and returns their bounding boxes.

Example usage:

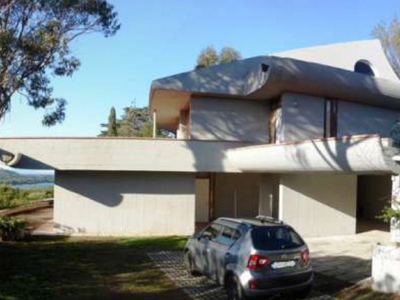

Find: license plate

[271,260,296,269]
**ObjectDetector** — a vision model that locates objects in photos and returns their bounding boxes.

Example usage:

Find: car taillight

[247,254,268,270]
[301,249,310,264]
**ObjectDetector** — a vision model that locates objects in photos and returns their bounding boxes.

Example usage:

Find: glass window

[201,224,222,241]
[354,61,375,76]
[251,226,305,251]
[215,226,242,246]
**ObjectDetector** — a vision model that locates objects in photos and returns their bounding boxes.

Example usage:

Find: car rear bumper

[242,270,314,297]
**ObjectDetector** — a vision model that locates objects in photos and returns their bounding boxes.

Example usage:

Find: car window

[215,226,241,246]
[201,223,222,241]
[251,226,304,251]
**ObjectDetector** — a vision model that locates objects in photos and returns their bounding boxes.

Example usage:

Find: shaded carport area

[356,175,391,233]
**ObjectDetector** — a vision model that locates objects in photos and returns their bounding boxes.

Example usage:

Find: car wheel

[226,275,247,300]
[184,251,198,276]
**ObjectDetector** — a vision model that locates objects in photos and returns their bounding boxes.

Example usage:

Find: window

[324,99,338,138]
[201,224,222,241]
[215,226,241,246]
[251,226,305,251]
[354,60,375,76]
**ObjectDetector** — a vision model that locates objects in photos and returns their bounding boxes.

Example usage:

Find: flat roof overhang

[150,56,400,131]
[227,134,400,174]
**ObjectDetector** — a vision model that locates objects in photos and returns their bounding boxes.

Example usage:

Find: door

[195,178,210,222]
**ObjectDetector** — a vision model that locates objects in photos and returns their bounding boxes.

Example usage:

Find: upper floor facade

[149,40,400,145]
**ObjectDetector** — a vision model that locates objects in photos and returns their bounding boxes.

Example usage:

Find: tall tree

[107,106,117,136]
[100,106,171,138]
[219,46,242,65]
[372,16,400,78]
[0,0,120,126]
[195,45,241,69]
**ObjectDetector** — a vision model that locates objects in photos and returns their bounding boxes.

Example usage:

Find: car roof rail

[256,215,285,225]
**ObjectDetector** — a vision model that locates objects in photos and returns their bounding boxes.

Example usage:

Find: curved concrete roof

[150,40,400,130]
[273,39,398,81]
[227,135,400,174]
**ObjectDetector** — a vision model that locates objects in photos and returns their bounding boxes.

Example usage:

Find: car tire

[226,275,248,300]
[184,251,198,276]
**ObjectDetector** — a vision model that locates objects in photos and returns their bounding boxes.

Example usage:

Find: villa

[1,39,400,237]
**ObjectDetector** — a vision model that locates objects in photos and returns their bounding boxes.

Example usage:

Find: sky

[1,0,400,137]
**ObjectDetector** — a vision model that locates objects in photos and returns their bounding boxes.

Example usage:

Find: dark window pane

[251,226,305,251]
[354,61,375,76]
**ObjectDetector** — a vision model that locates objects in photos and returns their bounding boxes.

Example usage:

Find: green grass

[0,236,190,300]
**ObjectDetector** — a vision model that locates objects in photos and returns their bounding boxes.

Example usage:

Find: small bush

[0,216,26,241]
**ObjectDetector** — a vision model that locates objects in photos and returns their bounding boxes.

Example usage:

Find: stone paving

[305,230,390,284]
[148,251,339,300]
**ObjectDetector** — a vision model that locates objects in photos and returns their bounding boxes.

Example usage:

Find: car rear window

[251,226,305,251]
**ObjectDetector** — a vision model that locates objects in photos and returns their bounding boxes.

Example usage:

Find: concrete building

[1,39,400,237]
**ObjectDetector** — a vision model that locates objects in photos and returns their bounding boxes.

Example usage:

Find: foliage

[107,106,117,136]
[0,216,26,241]
[100,106,171,137]
[0,0,120,126]
[372,15,400,78]
[377,200,400,228]
[219,47,242,65]
[195,45,241,69]
[0,185,53,209]
[195,46,218,69]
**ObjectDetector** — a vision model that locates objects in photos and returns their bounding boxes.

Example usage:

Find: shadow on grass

[0,235,190,300]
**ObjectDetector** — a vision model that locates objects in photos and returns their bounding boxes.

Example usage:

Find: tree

[372,16,400,78]
[195,45,241,69]
[219,47,242,65]
[99,106,171,138]
[0,0,120,126]
[107,106,117,136]
[195,46,219,69]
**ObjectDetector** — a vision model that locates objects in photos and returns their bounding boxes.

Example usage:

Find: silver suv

[184,216,313,300]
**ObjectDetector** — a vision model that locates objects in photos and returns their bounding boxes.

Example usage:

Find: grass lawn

[0,236,190,300]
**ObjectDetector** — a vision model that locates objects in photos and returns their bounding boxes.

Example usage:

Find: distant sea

[13,182,54,189]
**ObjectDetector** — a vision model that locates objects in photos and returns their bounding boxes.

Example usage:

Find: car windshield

[251,226,305,251]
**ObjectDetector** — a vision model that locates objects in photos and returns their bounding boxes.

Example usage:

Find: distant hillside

[0,170,54,185]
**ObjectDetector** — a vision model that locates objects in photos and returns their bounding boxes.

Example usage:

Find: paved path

[149,251,340,300]
[306,230,390,284]
[15,207,55,235]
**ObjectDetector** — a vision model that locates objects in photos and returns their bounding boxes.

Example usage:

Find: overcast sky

[1,0,400,137]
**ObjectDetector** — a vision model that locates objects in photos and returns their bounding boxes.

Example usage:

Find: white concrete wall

[279,174,357,237]
[280,93,325,142]
[0,138,247,172]
[338,101,400,137]
[54,171,195,236]
[214,173,261,218]
[190,97,269,142]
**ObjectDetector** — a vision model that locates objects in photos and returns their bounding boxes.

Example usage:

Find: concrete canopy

[227,135,400,174]
[150,40,400,131]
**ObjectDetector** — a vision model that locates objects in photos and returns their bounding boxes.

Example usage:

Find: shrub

[0,216,26,241]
